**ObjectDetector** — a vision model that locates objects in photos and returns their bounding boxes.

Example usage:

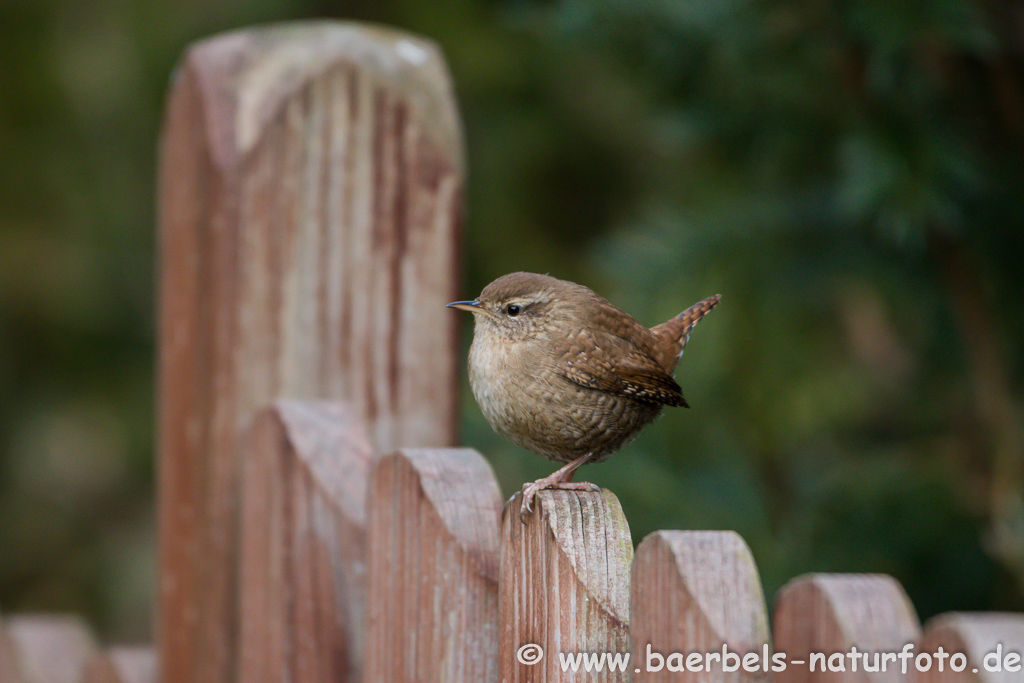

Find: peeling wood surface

[500,489,633,683]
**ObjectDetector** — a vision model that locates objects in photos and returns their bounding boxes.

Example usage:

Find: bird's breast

[468,333,536,421]
[467,331,564,438]
[466,328,657,463]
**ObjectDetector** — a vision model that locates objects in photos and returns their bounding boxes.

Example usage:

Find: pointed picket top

[538,489,633,624]
[500,489,633,682]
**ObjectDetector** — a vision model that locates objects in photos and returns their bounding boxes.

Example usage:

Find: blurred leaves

[457,0,1024,614]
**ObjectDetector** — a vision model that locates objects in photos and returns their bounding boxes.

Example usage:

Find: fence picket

[500,489,633,682]
[366,448,502,682]
[237,401,372,683]
[631,530,770,682]
[916,613,1024,683]
[773,574,921,683]
[0,614,97,683]
[82,647,156,683]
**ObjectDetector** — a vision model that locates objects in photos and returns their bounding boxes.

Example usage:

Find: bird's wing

[558,327,688,407]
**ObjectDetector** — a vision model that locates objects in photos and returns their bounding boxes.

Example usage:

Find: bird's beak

[446,300,483,313]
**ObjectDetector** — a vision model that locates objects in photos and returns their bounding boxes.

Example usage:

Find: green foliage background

[1,0,1021,640]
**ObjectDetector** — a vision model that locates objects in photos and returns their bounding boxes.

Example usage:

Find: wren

[448,272,720,517]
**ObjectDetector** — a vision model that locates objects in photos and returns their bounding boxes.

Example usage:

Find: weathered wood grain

[365,448,503,682]
[631,530,770,682]
[917,613,1024,683]
[500,489,633,683]
[82,647,156,683]
[0,614,98,683]
[773,574,921,683]
[237,401,372,683]
[155,21,463,683]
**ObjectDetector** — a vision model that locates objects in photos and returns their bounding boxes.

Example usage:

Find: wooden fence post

[773,574,921,683]
[365,448,503,682]
[917,613,1024,683]
[155,21,463,683]
[0,614,98,683]
[237,401,372,683]
[631,530,770,682]
[82,647,156,683]
[0,614,14,683]
[500,490,633,682]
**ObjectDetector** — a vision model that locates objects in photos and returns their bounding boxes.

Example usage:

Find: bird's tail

[650,294,721,368]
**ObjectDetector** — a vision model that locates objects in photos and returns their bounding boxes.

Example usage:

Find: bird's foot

[519,477,601,522]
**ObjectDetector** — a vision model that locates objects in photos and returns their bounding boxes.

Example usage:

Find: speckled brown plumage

[448,272,720,516]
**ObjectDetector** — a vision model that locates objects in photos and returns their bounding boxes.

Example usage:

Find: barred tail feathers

[650,294,721,369]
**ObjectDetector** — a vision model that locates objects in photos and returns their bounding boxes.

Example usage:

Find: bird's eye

[505,304,521,317]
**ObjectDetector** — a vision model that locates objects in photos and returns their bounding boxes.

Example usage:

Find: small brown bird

[448,272,720,517]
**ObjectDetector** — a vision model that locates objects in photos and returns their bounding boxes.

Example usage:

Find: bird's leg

[520,453,601,520]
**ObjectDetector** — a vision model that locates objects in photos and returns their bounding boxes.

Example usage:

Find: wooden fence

[2,20,1022,683]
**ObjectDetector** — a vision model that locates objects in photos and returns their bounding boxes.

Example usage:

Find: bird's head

[447,272,581,342]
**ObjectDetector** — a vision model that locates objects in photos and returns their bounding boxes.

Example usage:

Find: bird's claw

[519,481,542,523]
[518,480,601,523]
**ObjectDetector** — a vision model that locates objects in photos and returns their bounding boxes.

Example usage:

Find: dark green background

[1,0,1021,641]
